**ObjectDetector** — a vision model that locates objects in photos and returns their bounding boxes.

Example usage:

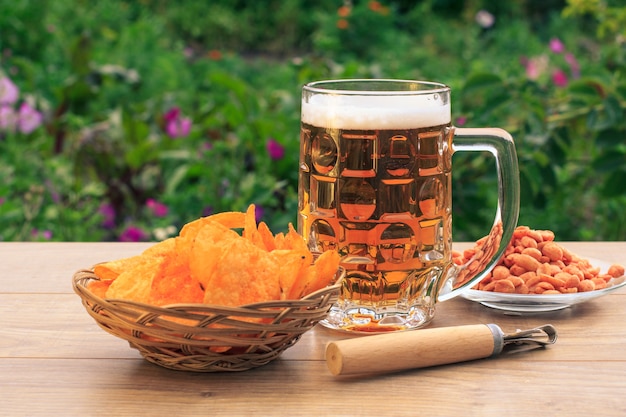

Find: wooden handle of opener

[325,324,502,376]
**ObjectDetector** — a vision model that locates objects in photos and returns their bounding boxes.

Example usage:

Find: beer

[298,88,453,330]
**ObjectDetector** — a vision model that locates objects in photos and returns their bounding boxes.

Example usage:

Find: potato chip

[271,249,314,300]
[87,279,113,298]
[93,255,144,281]
[273,232,285,249]
[142,237,177,257]
[106,257,164,303]
[242,204,266,250]
[280,224,309,253]
[203,237,281,306]
[150,251,204,305]
[189,220,241,289]
[257,221,276,252]
[305,250,342,295]
[179,211,245,240]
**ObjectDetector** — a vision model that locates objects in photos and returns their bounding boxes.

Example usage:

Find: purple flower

[549,38,565,54]
[254,205,264,223]
[202,206,214,217]
[17,102,43,134]
[164,107,191,138]
[266,138,285,161]
[44,179,61,204]
[0,76,19,105]
[119,226,147,242]
[146,198,168,217]
[99,203,116,229]
[202,141,213,152]
[552,70,569,87]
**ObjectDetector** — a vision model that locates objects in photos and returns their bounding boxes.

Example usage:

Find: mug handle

[437,127,520,301]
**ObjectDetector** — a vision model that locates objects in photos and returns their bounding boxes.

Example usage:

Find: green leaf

[159,149,193,161]
[567,78,605,100]
[208,71,249,103]
[595,128,625,148]
[164,165,191,195]
[592,151,626,173]
[462,73,503,94]
[603,94,623,125]
[601,170,626,198]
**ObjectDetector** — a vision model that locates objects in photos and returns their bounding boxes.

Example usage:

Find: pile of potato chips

[88,205,341,307]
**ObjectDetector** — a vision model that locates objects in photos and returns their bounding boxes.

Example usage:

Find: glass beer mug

[298,79,519,332]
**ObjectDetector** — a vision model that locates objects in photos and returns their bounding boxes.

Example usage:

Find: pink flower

[0,102,43,134]
[455,116,467,126]
[119,226,147,242]
[565,52,580,78]
[31,229,53,240]
[0,76,19,104]
[146,198,168,217]
[17,102,43,134]
[0,105,17,132]
[552,70,569,87]
[549,38,565,54]
[266,138,285,160]
[164,107,191,138]
[522,55,548,80]
[525,60,540,80]
[164,107,180,123]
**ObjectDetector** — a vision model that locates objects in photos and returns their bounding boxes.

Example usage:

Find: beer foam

[301,94,451,130]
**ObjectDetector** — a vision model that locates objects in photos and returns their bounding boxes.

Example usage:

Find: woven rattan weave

[73,268,342,372]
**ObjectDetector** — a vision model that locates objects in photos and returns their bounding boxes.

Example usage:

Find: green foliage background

[1,0,625,242]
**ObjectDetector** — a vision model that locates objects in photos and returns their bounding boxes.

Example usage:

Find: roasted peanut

[578,279,595,292]
[508,276,524,287]
[533,281,555,294]
[520,236,538,249]
[492,265,511,280]
[522,247,543,261]
[541,242,563,262]
[608,264,625,278]
[509,264,526,276]
[494,279,516,293]
[461,225,625,296]
[515,253,540,272]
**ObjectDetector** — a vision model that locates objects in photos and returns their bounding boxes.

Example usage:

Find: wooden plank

[2,358,625,417]
[0,242,152,293]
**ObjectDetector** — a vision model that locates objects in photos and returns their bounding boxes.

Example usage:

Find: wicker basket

[72,268,343,372]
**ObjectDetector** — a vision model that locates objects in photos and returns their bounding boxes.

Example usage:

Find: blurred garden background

[1,0,625,242]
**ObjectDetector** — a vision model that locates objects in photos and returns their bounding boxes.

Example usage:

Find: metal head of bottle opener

[488,323,558,355]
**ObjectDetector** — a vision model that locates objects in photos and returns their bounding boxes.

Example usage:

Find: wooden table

[1,242,625,416]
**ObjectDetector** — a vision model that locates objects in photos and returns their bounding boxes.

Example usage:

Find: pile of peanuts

[453,226,625,295]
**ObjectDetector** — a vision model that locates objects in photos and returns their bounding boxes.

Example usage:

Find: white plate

[460,258,626,313]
